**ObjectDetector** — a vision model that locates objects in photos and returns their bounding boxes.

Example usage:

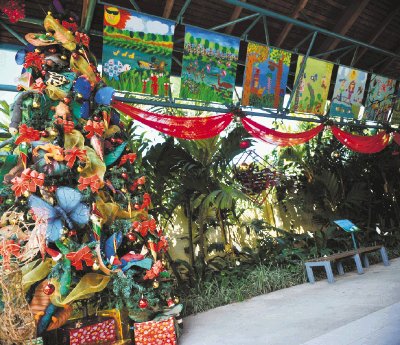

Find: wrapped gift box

[133,317,177,345]
[46,316,117,345]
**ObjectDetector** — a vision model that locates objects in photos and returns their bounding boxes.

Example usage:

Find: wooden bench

[305,245,390,283]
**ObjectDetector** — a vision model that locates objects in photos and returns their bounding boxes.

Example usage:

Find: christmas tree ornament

[127,232,136,242]
[121,172,128,180]
[43,282,55,295]
[152,280,160,289]
[167,298,175,307]
[239,140,250,149]
[138,297,149,309]
[173,296,180,304]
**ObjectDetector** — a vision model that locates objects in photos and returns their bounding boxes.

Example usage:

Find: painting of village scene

[180,25,240,103]
[330,66,367,119]
[290,56,333,115]
[364,74,396,122]
[102,6,175,96]
[242,43,291,109]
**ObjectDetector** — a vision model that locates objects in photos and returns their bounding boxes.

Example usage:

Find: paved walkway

[180,257,400,345]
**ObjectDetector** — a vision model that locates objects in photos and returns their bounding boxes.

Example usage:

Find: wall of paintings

[102,5,400,125]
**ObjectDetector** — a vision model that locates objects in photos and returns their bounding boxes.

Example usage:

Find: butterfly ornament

[28,187,90,242]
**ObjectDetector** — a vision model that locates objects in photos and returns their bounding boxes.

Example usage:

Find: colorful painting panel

[390,90,400,125]
[364,74,396,122]
[102,6,175,96]
[330,66,367,119]
[290,56,333,115]
[180,25,240,103]
[242,43,291,109]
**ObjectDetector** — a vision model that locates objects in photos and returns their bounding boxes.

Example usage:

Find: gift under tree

[0,3,180,343]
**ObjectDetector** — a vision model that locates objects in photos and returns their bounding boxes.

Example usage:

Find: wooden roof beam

[224,0,246,35]
[317,0,370,57]
[354,3,400,65]
[275,0,308,48]
[163,0,175,19]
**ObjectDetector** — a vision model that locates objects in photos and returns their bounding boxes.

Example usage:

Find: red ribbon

[23,51,44,70]
[143,260,164,280]
[241,117,325,146]
[66,246,94,270]
[140,193,151,210]
[84,120,105,139]
[147,237,168,254]
[119,153,137,167]
[113,101,234,140]
[132,218,157,237]
[15,124,41,145]
[64,148,87,168]
[129,176,146,192]
[331,126,390,154]
[54,118,75,133]
[11,168,45,197]
[78,174,102,193]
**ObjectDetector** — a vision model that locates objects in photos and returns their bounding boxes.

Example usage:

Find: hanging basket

[232,150,282,205]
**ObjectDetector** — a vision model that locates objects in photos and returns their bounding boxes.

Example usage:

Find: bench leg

[305,264,315,284]
[362,254,370,268]
[353,254,364,274]
[380,247,390,266]
[324,262,335,283]
[336,261,344,275]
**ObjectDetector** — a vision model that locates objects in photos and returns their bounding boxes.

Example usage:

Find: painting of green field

[290,56,333,115]
[102,5,175,96]
[180,25,240,103]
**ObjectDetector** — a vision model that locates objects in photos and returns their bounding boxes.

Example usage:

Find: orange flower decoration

[64,148,87,168]
[15,124,41,145]
[24,52,44,70]
[78,174,102,193]
[84,120,104,139]
[140,193,151,210]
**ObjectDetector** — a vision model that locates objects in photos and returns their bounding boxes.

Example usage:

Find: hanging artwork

[242,43,291,109]
[390,90,400,125]
[180,25,240,103]
[102,6,175,96]
[330,66,367,119]
[290,56,333,115]
[364,74,396,122]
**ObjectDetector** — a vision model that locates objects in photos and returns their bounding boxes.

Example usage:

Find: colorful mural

[290,56,333,115]
[364,74,396,122]
[180,25,240,103]
[242,43,291,109]
[102,6,175,96]
[330,66,367,119]
[390,90,400,125]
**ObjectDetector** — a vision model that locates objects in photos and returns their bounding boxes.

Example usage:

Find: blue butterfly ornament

[28,187,90,242]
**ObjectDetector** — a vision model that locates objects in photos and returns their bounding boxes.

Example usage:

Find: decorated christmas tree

[0,4,180,343]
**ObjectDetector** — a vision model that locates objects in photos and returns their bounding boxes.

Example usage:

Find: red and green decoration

[0,7,180,342]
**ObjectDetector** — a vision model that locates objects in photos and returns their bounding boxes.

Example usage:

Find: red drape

[241,117,324,146]
[331,126,390,153]
[393,132,400,146]
[113,101,233,140]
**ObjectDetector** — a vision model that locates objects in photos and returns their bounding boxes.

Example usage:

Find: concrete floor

[179,257,400,345]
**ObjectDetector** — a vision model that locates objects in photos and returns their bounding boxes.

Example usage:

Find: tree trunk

[273,58,283,108]
[197,216,206,279]
[242,54,257,105]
